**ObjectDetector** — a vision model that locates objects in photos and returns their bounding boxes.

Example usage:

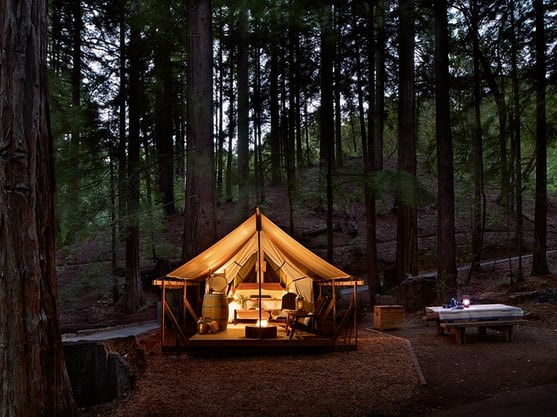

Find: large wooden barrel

[201,293,228,331]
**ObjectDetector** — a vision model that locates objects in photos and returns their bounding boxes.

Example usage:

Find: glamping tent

[165,209,352,304]
[156,209,361,350]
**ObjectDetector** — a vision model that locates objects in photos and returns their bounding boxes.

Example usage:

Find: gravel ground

[79,327,422,417]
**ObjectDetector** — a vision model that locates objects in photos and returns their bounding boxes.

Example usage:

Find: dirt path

[394,302,557,416]
[77,301,557,417]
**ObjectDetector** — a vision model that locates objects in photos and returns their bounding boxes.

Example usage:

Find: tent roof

[166,212,351,283]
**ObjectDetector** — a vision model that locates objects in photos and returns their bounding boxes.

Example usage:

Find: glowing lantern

[296,295,305,311]
[462,295,471,308]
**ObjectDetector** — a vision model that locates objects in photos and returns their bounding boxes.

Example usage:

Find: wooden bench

[439,319,528,344]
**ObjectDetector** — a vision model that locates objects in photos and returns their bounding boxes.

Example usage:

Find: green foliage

[549,142,557,193]
[47,0,557,288]
[57,259,114,309]
[140,202,182,261]
[368,170,435,208]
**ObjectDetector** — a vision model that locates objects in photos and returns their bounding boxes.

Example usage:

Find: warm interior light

[256,319,268,327]
[296,295,305,310]
[462,295,471,308]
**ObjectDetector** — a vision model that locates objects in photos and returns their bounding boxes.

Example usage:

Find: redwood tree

[183,0,217,260]
[531,0,549,276]
[236,1,250,220]
[0,0,76,415]
[124,0,145,313]
[434,0,457,301]
[395,0,418,282]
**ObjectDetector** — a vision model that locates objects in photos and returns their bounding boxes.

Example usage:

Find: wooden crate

[374,305,404,330]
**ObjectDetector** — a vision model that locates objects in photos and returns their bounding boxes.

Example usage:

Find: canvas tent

[165,210,351,303]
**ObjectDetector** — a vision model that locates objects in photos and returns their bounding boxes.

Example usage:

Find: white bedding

[427,304,524,322]
[228,283,286,322]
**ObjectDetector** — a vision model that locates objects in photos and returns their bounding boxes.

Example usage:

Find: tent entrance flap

[232,252,283,286]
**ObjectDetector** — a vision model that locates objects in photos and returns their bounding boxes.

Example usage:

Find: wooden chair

[289,295,331,337]
[271,292,298,328]
[281,292,297,310]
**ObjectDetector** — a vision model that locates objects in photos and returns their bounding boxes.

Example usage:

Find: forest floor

[59,171,557,416]
[71,255,557,417]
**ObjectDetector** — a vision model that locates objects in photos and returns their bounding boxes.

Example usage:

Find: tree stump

[63,336,142,406]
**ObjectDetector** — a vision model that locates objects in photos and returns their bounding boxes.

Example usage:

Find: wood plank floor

[161,322,341,352]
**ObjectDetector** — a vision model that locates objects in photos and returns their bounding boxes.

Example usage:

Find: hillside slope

[58,161,557,331]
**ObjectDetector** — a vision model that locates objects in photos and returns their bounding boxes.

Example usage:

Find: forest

[47,0,556,311]
[0,1,556,415]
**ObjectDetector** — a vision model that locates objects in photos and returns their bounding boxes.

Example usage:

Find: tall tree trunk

[269,40,282,186]
[117,0,127,235]
[175,97,186,179]
[363,0,378,307]
[509,0,524,281]
[334,6,343,168]
[154,14,176,216]
[395,0,418,282]
[49,0,64,73]
[531,0,549,275]
[0,0,76,414]
[320,2,335,262]
[293,11,303,171]
[476,52,508,208]
[109,141,119,304]
[226,51,236,202]
[470,0,486,273]
[237,2,250,220]
[253,23,264,204]
[124,0,144,313]
[374,0,385,171]
[434,0,457,301]
[216,7,225,199]
[184,0,217,260]
[114,0,127,304]
[68,0,82,240]
[286,5,298,226]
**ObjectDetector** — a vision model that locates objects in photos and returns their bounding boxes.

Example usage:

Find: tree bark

[395,0,418,282]
[374,0,385,172]
[124,0,144,313]
[531,0,549,275]
[154,9,176,216]
[320,2,335,262]
[362,0,378,307]
[269,36,281,186]
[236,2,250,220]
[68,0,82,240]
[509,0,524,280]
[0,0,76,414]
[216,8,225,199]
[334,6,343,168]
[183,0,217,260]
[226,50,236,203]
[470,0,486,272]
[434,0,457,301]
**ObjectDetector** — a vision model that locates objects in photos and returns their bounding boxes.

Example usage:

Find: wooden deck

[161,322,354,353]
[156,279,364,353]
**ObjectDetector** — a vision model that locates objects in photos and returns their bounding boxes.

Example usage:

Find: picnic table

[425,303,527,344]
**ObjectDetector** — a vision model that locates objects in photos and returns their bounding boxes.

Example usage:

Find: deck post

[353,280,357,343]
[161,279,166,349]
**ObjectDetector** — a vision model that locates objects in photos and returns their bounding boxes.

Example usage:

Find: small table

[285,310,313,339]
[426,304,527,344]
